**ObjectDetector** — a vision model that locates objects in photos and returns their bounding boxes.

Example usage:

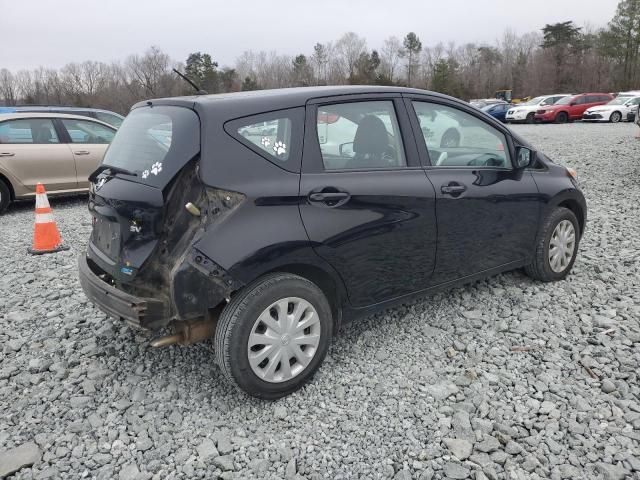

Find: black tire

[555,112,568,124]
[610,111,622,123]
[215,273,333,399]
[525,207,580,282]
[525,113,535,124]
[0,179,11,214]
[440,129,460,148]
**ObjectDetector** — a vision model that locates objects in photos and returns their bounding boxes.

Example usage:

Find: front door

[57,118,115,188]
[0,117,77,192]
[408,98,541,285]
[299,96,438,308]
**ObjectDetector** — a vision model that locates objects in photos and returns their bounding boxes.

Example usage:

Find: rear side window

[225,107,304,172]
[237,118,291,161]
[101,105,199,187]
[0,119,59,144]
[315,100,406,170]
[96,112,124,128]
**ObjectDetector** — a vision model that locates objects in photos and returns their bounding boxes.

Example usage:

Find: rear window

[101,105,199,187]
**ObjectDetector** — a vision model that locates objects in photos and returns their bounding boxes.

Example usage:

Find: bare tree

[380,36,404,83]
[335,32,367,81]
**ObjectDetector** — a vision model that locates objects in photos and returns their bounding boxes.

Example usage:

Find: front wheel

[215,273,333,399]
[610,111,622,123]
[525,113,535,124]
[525,207,580,282]
[555,112,568,124]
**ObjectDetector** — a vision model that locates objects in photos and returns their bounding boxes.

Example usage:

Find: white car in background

[582,92,640,123]
[505,94,571,124]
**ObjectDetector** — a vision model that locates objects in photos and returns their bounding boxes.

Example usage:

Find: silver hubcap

[247,297,321,383]
[549,220,576,273]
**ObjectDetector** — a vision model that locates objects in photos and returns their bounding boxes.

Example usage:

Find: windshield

[521,96,545,106]
[101,105,199,187]
[607,96,632,106]
[555,96,575,106]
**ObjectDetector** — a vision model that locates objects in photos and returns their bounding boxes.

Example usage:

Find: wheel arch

[264,263,345,329]
[0,172,15,200]
[552,196,585,238]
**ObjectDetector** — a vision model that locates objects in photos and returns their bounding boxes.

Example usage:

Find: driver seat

[347,115,391,169]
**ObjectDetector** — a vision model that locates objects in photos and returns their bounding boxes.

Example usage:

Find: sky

[1,0,620,71]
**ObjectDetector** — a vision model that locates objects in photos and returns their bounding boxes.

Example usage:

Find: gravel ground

[1,122,639,480]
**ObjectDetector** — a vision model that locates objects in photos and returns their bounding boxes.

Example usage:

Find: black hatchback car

[79,86,586,398]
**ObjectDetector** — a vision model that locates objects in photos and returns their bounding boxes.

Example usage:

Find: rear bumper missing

[78,254,171,330]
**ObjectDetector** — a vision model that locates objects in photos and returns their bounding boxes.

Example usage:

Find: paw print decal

[261,137,271,147]
[141,170,150,179]
[273,141,286,156]
[150,162,163,175]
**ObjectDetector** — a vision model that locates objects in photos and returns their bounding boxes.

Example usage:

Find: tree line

[1,0,639,114]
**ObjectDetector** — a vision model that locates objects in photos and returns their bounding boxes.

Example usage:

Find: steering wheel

[467,153,503,167]
[436,151,448,166]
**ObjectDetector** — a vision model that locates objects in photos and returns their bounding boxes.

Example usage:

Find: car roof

[12,106,124,117]
[0,112,116,128]
[134,85,467,116]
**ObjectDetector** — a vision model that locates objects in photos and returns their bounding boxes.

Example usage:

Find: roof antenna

[172,68,208,95]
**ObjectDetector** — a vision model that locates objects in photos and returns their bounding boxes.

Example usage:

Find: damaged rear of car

[79,103,245,331]
[79,93,330,398]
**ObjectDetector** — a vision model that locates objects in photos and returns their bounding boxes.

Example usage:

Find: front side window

[316,100,406,170]
[413,102,511,169]
[0,118,59,144]
[62,119,115,144]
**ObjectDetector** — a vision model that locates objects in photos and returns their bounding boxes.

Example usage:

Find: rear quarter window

[225,107,304,173]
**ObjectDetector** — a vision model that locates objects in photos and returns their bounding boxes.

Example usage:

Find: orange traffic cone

[28,183,69,255]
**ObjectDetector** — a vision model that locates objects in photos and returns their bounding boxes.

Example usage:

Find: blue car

[482,102,511,123]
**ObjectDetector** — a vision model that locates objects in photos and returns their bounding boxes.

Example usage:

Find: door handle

[309,192,350,202]
[0,152,15,157]
[74,150,90,155]
[441,183,467,195]
[308,188,351,207]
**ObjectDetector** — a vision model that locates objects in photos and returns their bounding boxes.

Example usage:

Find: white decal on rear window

[261,137,271,147]
[150,162,163,175]
[142,170,150,179]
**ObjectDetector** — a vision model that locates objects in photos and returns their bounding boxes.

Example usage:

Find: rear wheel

[555,112,568,124]
[525,207,580,282]
[215,273,333,399]
[610,111,622,123]
[0,179,10,214]
[525,113,535,124]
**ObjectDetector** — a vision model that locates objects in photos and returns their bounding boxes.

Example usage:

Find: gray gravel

[1,122,639,479]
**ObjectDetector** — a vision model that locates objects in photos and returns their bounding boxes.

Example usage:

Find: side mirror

[515,146,534,169]
[339,142,355,157]
[570,101,577,106]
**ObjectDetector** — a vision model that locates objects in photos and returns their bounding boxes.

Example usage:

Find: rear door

[0,117,77,192]
[299,95,438,308]
[406,96,540,284]
[58,118,116,188]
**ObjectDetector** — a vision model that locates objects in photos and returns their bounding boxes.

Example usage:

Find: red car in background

[534,93,614,123]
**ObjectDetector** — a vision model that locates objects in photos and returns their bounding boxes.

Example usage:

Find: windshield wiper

[89,164,137,182]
